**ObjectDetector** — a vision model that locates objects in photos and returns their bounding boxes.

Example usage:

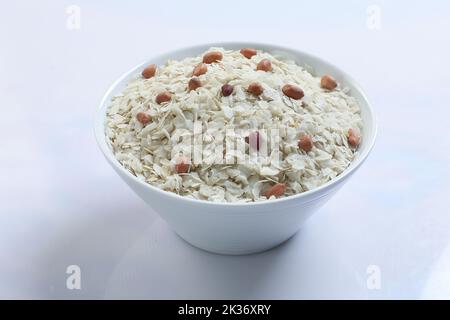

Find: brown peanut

[320,75,338,90]
[188,77,202,91]
[155,91,172,104]
[192,63,207,76]
[203,51,223,64]
[141,64,157,79]
[136,112,151,125]
[245,131,260,151]
[256,59,272,72]
[282,84,304,100]
[347,128,360,147]
[247,82,264,96]
[298,135,313,152]
[240,48,257,59]
[175,156,191,174]
[265,183,287,198]
[221,84,234,97]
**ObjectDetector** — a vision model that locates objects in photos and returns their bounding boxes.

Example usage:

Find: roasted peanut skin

[282,84,304,100]
[246,131,260,151]
[247,82,264,96]
[221,84,234,97]
[298,135,313,152]
[203,51,223,64]
[193,63,208,76]
[156,91,172,104]
[257,59,272,72]
[142,64,157,79]
[265,183,287,198]
[240,48,257,59]
[175,162,190,174]
[136,112,151,125]
[347,128,360,147]
[321,75,338,90]
[188,77,202,91]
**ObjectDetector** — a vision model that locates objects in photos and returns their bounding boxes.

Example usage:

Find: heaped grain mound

[105,47,363,203]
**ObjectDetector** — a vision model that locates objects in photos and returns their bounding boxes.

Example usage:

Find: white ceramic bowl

[95,42,377,255]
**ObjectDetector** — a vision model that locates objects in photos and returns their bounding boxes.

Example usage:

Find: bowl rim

[94,42,377,207]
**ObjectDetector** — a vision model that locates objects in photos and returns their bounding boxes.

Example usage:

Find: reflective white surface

[1,0,450,299]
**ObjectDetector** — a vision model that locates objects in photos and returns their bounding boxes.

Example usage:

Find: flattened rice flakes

[105,48,363,202]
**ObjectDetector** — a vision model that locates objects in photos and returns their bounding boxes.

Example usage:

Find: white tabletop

[1,0,450,299]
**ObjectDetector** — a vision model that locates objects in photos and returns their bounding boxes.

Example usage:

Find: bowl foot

[174,230,299,256]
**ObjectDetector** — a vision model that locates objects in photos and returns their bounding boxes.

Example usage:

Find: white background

[1,0,450,299]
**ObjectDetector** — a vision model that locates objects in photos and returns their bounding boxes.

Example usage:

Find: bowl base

[174,230,299,256]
